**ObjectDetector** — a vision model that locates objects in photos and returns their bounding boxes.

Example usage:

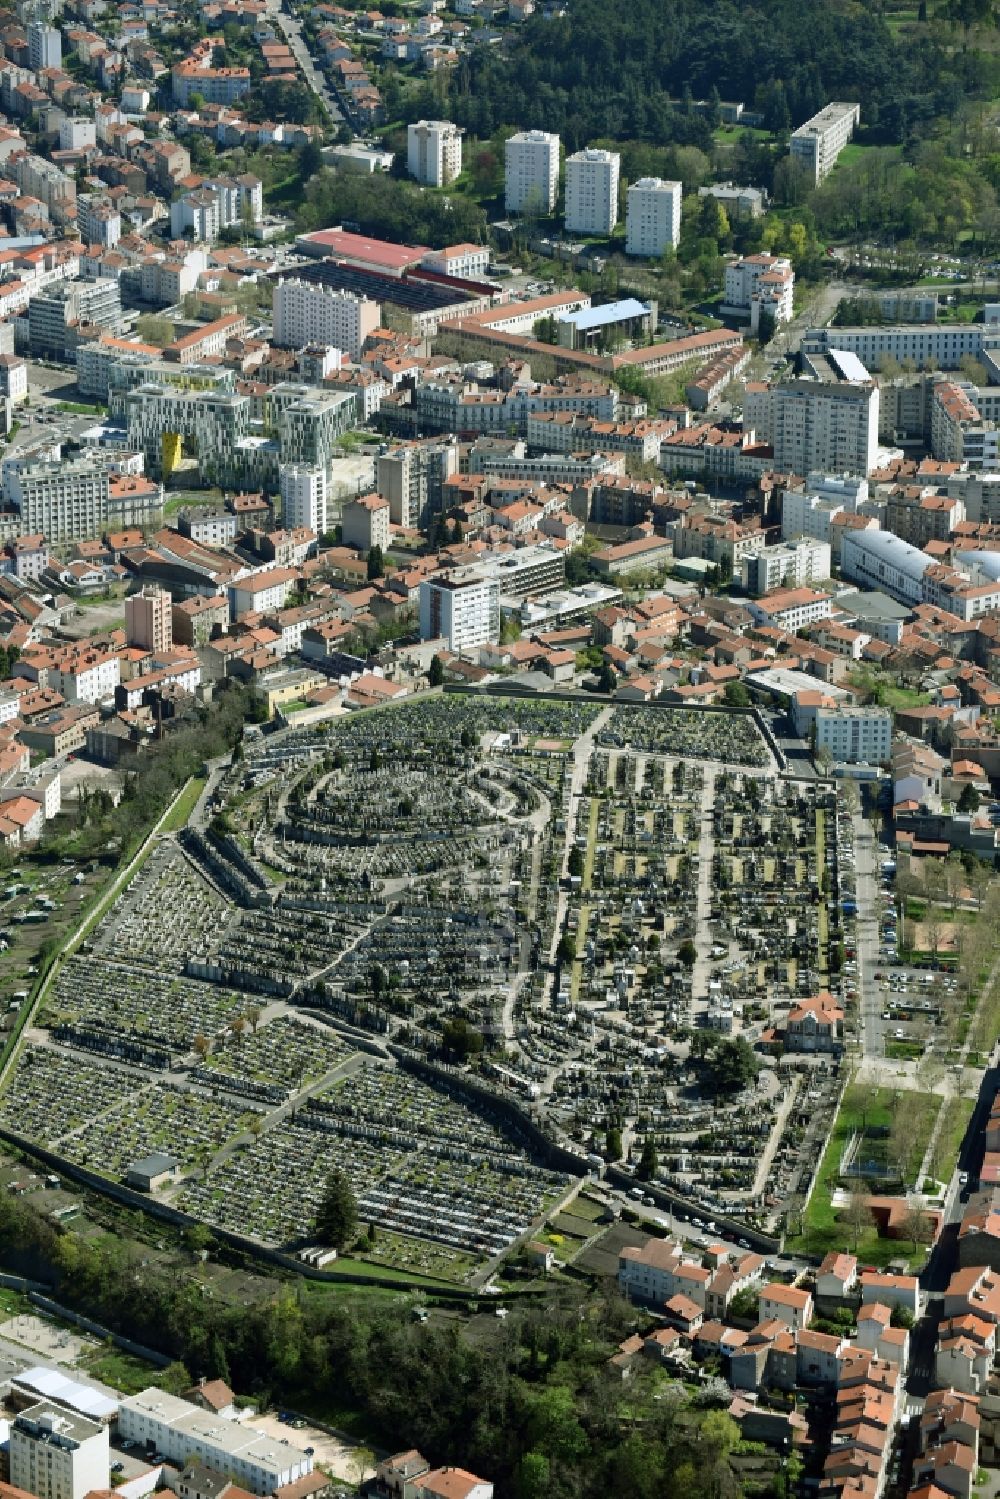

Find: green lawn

[160,776,206,834]
[80,1347,178,1396]
[882,686,932,710]
[930,1095,975,1184]
[785,1083,939,1265]
[713,125,772,143]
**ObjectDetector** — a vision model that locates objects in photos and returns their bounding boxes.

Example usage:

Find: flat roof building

[11,1403,109,1499]
[789,102,860,184]
[118,1390,312,1496]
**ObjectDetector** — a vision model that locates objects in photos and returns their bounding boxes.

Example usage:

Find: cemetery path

[853,808,885,1061]
[197,1048,369,1176]
[544,704,614,1006]
[748,1070,800,1199]
[690,764,718,1004]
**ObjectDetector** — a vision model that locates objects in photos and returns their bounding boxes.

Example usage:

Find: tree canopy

[316,1168,358,1250]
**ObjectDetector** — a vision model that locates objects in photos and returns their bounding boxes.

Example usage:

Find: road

[264,0,343,123]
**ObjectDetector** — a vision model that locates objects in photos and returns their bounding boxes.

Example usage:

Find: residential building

[5,455,111,544]
[763,376,880,478]
[723,253,794,335]
[419,572,500,651]
[697,181,765,219]
[673,513,765,579]
[273,386,355,470]
[125,586,172,653]
[625,177,681,258]
[412,1469,493,1499]
[377,438,458,529]
[59,118,96,152]
[118,1390,310,1497]
[273,278,380,361]
[815,705,892,764]
[564,148,620,236]
[278,463,326,537]
[789,101,860,184]
[27,22,61,71]
[10,1405,109,1499]
[745,586,832,632]
[0,356,28,405]
[759,1283,813,1331]
[816,1252,858,1300]
[27,279,122,361]
[930,381,998,469]
[504,129,560,215]
[406,119,462,187]
[886,488,964,547]
[342,493,389,554]
[741,537,831,596]
[228,567,299,619]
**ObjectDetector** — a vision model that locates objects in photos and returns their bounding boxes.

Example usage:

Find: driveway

[243,1412,377,1485]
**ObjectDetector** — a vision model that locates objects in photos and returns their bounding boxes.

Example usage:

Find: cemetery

[0,695,842,1268]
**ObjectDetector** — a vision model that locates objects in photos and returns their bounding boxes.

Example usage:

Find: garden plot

[91,841,231,972]
[600,707,770,765]
[46,957,248,1058]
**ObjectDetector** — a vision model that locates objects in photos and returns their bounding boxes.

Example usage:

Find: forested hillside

[445,0,995,148]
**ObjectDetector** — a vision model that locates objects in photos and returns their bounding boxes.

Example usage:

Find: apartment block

[279,463,327,537]
[5,456,109,543]
[125,586,172,653]
[564,148,619,236]
[815,705,892,764]
[376,438,458,529]
[123,384,251,482]
[342,493,389,553]
[10,1404,108,1499]
[741,537,831,596]
[931,381,999,469]
[419,572,500,652]
[27,22,61,70]
[766,378,880,478]
[27,279,122,362]
[504,129,560,215]
[625,177,681,258]
[723,253,794,334]
[406,119,462,187]
[789,101,860,184]
[273,279,380,361]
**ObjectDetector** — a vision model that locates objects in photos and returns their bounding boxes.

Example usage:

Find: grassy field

[929,1094,976,1184]
[80,1347,179,1396]
[713,125,771,143]
[785,1083,938,1265]
[160,776,206,834]
[882,686,932,710]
